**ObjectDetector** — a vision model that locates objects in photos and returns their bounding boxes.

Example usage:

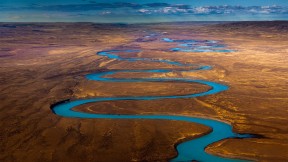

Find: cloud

[145,3,171,8]
[138,9,150,14]
[2,2,288,22]
[8,2,286,15]
[100,11,112,15]
[193,7,210,14]
[22,3,145,12]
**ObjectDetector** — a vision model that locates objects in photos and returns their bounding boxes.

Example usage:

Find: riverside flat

[52,41,253,162]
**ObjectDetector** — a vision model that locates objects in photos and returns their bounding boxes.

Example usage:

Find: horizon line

[0,20,287,24]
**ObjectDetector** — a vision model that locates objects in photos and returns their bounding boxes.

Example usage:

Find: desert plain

[0,21,288,162]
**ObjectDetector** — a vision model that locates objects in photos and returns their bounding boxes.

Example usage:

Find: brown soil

[1,22,287,162]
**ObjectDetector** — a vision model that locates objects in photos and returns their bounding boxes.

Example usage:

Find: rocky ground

[0,22,287,161]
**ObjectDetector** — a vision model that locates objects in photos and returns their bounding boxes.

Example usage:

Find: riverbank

[1,22,287,161]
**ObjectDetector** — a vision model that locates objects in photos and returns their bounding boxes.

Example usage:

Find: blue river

[162,38,235,53]
[51,38,253,162]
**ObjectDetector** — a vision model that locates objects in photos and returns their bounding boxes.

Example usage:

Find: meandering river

[51,37,253,162]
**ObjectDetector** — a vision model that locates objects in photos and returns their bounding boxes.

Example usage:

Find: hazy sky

[1,0,288,23]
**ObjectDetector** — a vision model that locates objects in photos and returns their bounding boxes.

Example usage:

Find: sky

[1,0,288,23]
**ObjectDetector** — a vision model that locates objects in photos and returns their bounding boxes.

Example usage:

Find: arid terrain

[0,21,288,162]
